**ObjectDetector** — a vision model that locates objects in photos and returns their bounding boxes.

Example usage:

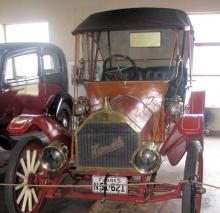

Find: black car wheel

[182,140,203,213]
[4,137,46,213]
[56,102,72,132]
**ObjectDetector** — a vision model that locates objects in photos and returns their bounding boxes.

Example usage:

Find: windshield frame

[73,27,191,83]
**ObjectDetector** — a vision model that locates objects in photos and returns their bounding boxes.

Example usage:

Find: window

[5,58,13,80]
[15,54,38,78]
[43,54,55,71]
[5,53,39,81]
[6,22,49,42]
[189,14,220,107]
[43,54,60,74]
[0,25,4,43]
[0,22,49,43]
[190,14,220,44]
[190,14,220,75]
[193,46,220,75]
[130,32,161,47]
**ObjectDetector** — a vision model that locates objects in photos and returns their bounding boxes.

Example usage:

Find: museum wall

[0,0,220,61]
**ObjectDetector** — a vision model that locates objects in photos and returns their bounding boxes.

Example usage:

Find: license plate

[92,176,128,195]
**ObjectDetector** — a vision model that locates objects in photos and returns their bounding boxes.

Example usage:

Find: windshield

[74,29,188,82]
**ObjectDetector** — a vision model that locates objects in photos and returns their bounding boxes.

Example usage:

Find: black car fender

[46,92,73,118]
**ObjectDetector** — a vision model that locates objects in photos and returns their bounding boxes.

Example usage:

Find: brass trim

[71,130,75,161]
[131,143,161,175]
[77,109,141,133]
[42,141,69,173]
[76,167,137,173]
[102,96,111,110]
[85,80,169,85]
[75,109,141,171]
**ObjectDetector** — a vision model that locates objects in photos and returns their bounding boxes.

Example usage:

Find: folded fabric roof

[72,8,192,35]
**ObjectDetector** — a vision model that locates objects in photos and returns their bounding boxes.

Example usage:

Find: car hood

[85,81,168,141]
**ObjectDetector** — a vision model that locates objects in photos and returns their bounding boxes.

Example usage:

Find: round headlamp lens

[42,148,63,171]
[132,148,160,174]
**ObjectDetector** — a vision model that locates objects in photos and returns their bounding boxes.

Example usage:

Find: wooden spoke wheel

[4,137,46,213]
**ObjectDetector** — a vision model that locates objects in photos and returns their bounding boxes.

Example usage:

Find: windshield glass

[75,29,186,82]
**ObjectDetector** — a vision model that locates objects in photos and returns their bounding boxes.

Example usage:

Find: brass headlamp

[41,141,68,173]
[131,143,161,175]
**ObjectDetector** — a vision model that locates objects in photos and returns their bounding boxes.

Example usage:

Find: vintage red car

[4,8,205,213]
[0,42,73,152]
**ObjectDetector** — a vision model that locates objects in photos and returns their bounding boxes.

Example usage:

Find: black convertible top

[72,8,192,35]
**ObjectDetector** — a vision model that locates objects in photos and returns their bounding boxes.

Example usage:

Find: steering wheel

[102,54,137,81]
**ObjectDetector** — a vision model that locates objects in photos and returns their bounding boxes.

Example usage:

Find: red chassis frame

[6,91,205,204]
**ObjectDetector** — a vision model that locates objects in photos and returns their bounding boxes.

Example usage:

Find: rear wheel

[4,137,46,213]
[182,140,203,213]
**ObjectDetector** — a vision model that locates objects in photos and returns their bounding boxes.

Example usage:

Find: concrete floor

[0,136,220,213]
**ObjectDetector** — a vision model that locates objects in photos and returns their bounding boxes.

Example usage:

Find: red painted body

[0,83,61,127]
[7,114,71,146]
[160,91,205,165]
[86,81,168,141]
[6,88,205,205]
[4,9,206,212]
[0,42,72,150]
[188,91,205,114]
[35,168,183,205]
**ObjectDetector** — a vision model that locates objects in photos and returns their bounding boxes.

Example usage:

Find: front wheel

[182,140,203,213]
[4,137,46,213]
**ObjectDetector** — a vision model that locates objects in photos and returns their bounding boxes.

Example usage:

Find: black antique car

[4,8,205,213]
[0,43,72,169]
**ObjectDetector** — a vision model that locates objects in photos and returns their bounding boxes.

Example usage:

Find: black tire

[56,102,72,132]
[182,140,203,213]
[4,137,46,213]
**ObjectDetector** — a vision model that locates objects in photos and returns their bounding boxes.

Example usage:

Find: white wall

[0,0,220,61]
[1,0,220,129]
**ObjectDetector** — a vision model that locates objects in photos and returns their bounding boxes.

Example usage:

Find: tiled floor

[0,136,220,213]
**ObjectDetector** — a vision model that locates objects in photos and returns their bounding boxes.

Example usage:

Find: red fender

[160,91,205,166]
[7,114,71,146]
[188,91,205,114]
[160,114,204,165]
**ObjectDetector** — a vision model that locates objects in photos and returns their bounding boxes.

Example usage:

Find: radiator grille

[77,123,139,169]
